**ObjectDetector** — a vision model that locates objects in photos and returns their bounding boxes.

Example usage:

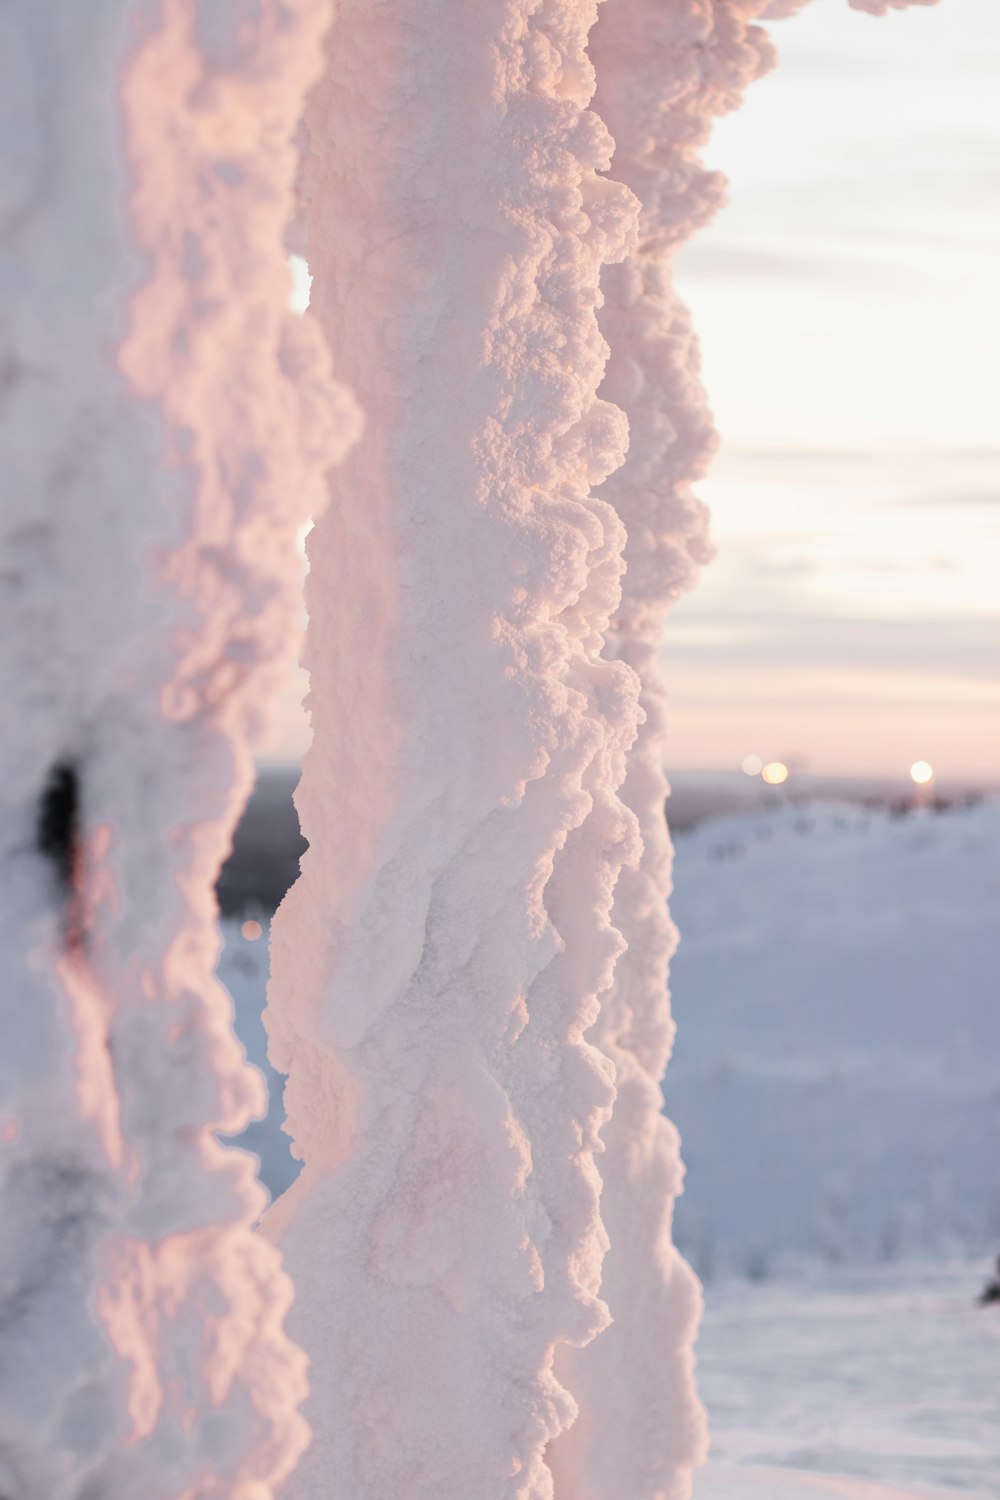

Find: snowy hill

[667,797,1000,1276]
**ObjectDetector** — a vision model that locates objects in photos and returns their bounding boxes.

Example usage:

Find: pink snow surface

[262,1,646,1496]
[547,0,936,1496]
[0,3,355,1497]
[550,9,777,1497]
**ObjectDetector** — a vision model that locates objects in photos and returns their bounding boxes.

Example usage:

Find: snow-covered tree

[262,2,645,1496]
[264,0,939,1495]
[0,2,942,1497]
[0,4,355,1495]
[552,4,939,1497]
[549,8,774,1494]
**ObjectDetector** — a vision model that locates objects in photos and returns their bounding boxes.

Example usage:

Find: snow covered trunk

[262,3,643,1496]
[548,6,778,1498]
[0,4,354,1496]
[551,3,940,1497]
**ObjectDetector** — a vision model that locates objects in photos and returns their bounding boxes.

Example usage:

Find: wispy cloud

[710,444,1000,511]
[903,489,1000,510]
[665,611,999,682]
[659,0,1000,777]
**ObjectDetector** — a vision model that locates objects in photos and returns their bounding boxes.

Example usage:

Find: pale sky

[267,0,998,785]
[665,0,999,783]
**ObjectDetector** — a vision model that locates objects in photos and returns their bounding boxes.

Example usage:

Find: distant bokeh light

[909,760,934,786]
[761,761,789,786]
[742,754,763,777]
[241,919,264,942]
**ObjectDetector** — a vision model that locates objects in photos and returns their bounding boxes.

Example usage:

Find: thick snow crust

[259,2,943,1497]
[261,3,653,1496]
[0,4,354,1496]
[0,1,945,1497]
[550,7,779,1498]
[551,2,941,1494]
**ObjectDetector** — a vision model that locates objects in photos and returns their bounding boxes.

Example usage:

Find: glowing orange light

[742,754,763,777]
[910,760,934,786]
[241,919,263,942]
[761,761,789,786]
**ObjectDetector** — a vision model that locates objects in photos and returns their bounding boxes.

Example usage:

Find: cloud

[664,610,999,682]
[843,555,959,574]
[676,241,834,283]
[676,235,936,294]
[710,444,1000,510]
[714,444,896,477]
[905,490,1000,510]
[746,552,960,577]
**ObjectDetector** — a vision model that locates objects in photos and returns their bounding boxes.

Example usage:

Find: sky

[664,0,999,783]
[267,0,998,785]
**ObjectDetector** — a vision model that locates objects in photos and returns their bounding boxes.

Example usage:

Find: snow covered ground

[218,792,1000,1498]
[668,796,1000,1276]
[695,1260,1000,1500]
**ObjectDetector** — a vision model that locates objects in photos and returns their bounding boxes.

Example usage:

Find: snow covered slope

[667,798,1000,1274]
[699,1473,978,1500]
[695,1259,1000,1500]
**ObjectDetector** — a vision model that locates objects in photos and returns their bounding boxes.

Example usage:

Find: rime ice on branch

[0,4,354,1496]
[551,3,940,1497]
[262,2,643,1496]
[548,8,774,1497]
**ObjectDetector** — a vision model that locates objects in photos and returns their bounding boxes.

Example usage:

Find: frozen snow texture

[548,7,780,1498]
[262,2,645,1496]
[550,0,934,1494]
[0,3,354,1496]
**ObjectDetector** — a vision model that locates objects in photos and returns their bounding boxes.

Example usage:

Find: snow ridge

[0,4,354,1496]
[262,3,644,1496]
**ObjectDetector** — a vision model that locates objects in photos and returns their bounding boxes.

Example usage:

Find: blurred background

[667,0,999,783]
